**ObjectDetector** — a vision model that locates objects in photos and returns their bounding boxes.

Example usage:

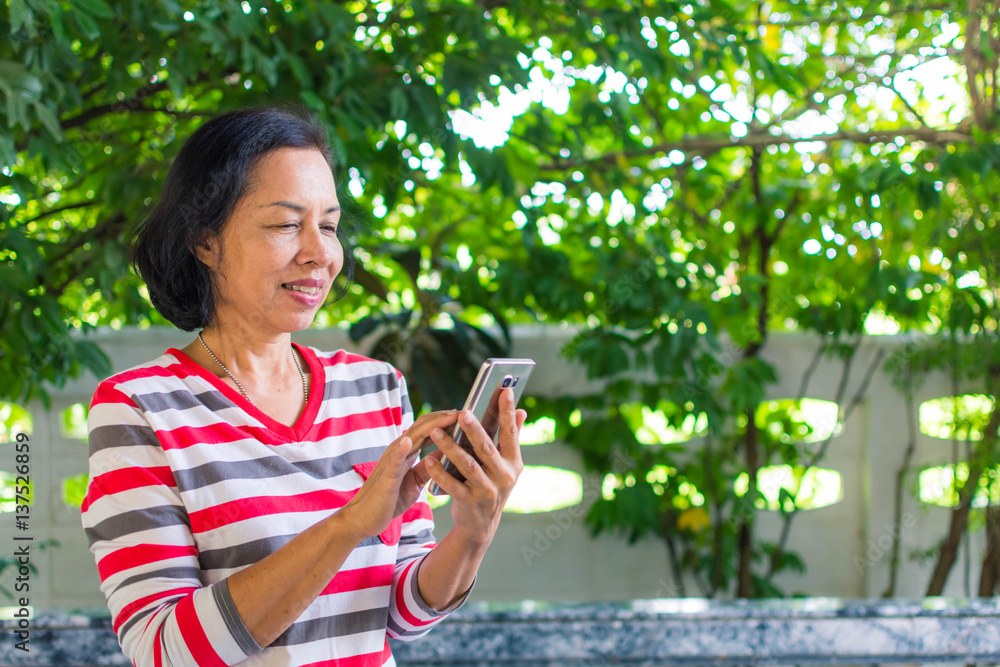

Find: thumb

[391,436,415,471]
[410,450,445,488]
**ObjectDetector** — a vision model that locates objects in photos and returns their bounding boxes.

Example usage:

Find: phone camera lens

[501,376,512,388]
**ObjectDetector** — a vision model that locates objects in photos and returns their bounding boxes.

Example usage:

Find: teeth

[284,284,321,295]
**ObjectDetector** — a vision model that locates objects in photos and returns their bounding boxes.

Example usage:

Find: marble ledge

[1,598,999,666]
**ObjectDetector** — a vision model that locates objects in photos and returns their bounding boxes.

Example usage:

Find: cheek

[330,236,346,266]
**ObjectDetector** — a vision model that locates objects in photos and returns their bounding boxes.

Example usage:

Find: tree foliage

[3,0,1000,597]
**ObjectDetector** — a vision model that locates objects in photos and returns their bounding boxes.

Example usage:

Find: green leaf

[71,0,114,19]
[32,103,63,140]
[8,0,33,35]
[74,339,112,380]
[389,86,408,120]
[301,90,325,113]
[70,10,101,40]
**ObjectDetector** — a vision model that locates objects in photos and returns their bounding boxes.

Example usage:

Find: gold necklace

[197,332,308,407]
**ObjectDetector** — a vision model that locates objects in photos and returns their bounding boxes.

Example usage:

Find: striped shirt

[81,344,467,666]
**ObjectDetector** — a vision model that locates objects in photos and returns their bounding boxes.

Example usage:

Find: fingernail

[462,411,474,424]
[431,427,444,439]
[425,457,439,466]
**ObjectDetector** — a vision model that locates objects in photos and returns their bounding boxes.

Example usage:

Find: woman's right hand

[338,409,459,542]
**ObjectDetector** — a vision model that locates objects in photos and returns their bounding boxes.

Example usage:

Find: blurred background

[1,0,999,609]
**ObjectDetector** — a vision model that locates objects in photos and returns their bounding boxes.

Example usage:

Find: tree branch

[964,0,990,130]
[538,127,972,171]
[59,81,170,132]
[765,343,887,582]
[883,348,918,597]
[18,201,94,227]
[130,104,212,119]
[748,5,957,28]
[46,212,127,296]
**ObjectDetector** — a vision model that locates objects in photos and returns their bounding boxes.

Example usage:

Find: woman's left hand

[419,388,527,542]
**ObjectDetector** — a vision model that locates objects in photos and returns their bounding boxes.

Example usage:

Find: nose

[298,221,339,266]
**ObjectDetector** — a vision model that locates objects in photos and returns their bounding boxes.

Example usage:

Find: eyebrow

[261,200,341,215]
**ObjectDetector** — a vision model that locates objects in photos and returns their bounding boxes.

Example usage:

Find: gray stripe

[386,615,412,638]
[408,556,474,615]
[324,373,397,401]
[115,566,205,639]
[396,551,426,566]
[132,388,232,414]
[88,423,160,453]
[118,605,158,642]
[85,504,190,544]
[199,534,295,571]
[408,556,439,616]
[272,607,389,647]
[171,446,386,492]
[213,580,262,656]
[116,565,205,591]
[402,528,435,548]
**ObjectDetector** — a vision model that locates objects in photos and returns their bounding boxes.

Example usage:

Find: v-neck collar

[167,342,323,442]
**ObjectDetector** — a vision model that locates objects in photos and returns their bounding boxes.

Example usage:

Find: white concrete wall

[0,325,988,608]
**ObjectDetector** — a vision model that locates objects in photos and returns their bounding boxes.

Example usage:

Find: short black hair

[128,105,354,332]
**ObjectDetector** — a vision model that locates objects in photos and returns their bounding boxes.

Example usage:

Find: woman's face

[197,147,344,337]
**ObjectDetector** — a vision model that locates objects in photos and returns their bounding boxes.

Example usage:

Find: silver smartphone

[427,358,535,496]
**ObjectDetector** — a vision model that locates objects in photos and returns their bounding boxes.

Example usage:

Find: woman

[81,107,527,666]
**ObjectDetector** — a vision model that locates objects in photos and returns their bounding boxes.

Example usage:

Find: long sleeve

[385,373,474,640]
[81,381,262,666]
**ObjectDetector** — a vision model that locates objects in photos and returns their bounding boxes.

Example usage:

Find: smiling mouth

[282,284,322,296]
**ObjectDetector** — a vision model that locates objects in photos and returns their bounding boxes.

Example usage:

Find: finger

[511,409,528,465]
[497,389,521,462]
[390,436,416,474]
[423,456,472,500]
[429,427,492,488]
[455,410,504,475]
[405,410,459,454]
[515,409,528,432]
[409,450,445,487]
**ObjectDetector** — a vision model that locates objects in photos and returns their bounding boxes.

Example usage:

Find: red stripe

[393,559,437,628]
[82,466,176,512]
[320,564,395,596]
[401,500,433,524]
[156,422,271,450]
[298,640,393,667]
[188,489,355,533]
[113,586,194,633]
[312,407,402,437]
[174,593,226,667]
[98,543,199,581]
[316,350,378,368]
[91,382,139,409]
[153,623,163,667]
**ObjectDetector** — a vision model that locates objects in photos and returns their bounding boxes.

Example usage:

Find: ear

[191,229,220,270]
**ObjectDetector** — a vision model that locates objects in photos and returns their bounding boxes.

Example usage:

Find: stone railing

[2,598,999,666]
